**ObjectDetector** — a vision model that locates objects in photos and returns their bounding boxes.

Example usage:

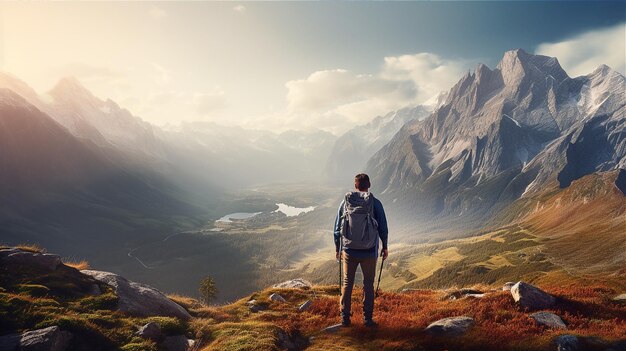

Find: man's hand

[381,248,388,261]
[336,251,340,261]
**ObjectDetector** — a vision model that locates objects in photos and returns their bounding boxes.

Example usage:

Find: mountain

[0,87,206,263]
[46,77,167,163]
[0,72,341,190]
[325,105,431,184]
[366,49,625,235]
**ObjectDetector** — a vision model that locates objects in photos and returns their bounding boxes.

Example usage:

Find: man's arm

[333,199,345,254]
[374,198,388,255]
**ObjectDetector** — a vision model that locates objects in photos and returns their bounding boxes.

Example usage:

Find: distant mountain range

[325,105,431,184]
[366,49,625,236]
[0,72,338,263]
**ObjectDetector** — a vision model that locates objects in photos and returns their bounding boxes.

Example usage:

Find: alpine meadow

[0,2,624,351]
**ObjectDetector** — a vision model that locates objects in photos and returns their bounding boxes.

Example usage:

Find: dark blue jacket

[333,193,388,258]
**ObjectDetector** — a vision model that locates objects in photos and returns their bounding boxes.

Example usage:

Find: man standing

[333,173,388,327]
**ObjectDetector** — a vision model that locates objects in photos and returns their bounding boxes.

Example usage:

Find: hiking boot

[364,319,378,328]
[341,318,351,327]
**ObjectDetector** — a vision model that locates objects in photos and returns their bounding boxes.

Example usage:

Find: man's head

[354,173,371,192]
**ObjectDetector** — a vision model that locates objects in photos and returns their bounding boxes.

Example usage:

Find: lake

[273,203,315,216]
[216,212,262,223]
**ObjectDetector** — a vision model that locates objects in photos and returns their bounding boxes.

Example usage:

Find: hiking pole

[375,256,385,298]
[338,252,342,291]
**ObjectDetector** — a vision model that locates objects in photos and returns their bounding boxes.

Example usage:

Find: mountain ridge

[366,49,625,236]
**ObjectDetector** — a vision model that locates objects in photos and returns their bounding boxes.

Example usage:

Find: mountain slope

[366,49,625,236]
[325,106,431,183]
[0,88,204,259]
[47,77,168,162]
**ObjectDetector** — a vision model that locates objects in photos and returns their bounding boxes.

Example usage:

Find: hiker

[334,173,388,327]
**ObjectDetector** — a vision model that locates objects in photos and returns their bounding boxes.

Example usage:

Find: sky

[0,1,624,135]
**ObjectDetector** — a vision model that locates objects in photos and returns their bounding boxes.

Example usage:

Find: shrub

[15,244,44,253]
[64,260,90,270]
[199,276,218,305]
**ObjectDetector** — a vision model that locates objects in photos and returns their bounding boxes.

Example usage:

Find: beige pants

[340,252,377,320]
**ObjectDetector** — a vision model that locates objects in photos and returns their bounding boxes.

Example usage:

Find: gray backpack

[340,191,379,250]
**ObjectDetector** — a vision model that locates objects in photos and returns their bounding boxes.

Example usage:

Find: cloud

[233,5,246,12]
[286,69,415,113]
[536,23,625,77]
[57,63,123,79]
[149,7,168,19]
[51,63,131,94]
[280,53,471,134]
[193,89,226,116]
[150,63,171,86]
[382,53,469,104]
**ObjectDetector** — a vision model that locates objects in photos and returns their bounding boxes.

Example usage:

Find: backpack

[340,191,379,250]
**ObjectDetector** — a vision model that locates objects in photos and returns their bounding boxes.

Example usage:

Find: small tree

[199,275,218,305]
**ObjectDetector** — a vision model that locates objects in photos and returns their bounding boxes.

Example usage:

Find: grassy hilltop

[1,245,625,351]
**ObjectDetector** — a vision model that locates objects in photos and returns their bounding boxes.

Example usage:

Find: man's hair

[354,173,371,191]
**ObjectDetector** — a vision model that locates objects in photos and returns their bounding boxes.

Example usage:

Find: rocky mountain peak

[0,72,44,108]
[49,76,99,104]
[497,49,569,86]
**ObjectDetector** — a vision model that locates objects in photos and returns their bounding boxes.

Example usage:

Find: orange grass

[239,284,626,351]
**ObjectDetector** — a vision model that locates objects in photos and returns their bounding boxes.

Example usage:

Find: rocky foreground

[1,247,625,351]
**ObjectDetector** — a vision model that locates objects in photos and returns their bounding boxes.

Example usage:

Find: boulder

[87,284,102,296]
[136,322,162,341]
[0,326,72,351]
[459,288,483,295]
[0,249,62,272]
[248,304,267,313]
[510,282,555,310]
[424,316,474,337]
[323,324,343,333]
[276,330,309,350]
[81,270,191,320]
[530,311,567,329]
[502,282,516,291]
[162,335,194,351]
[554,334,579,351]
[298,300,312,312]
[269,293,286,302]
[273,279,312,289]
[613,294,626,304]
[444,288,485,300]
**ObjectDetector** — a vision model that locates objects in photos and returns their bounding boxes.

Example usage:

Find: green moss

[121,341,158,351]
[208,322,279,351]
[141,316,187,335]
[75,292,118,311]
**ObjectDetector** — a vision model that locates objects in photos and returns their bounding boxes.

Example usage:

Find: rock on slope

[81,270,191,320]
[0,247,194,351]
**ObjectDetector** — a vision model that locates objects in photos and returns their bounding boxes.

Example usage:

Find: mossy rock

[141,316,187,335]
[16,284,51,297]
